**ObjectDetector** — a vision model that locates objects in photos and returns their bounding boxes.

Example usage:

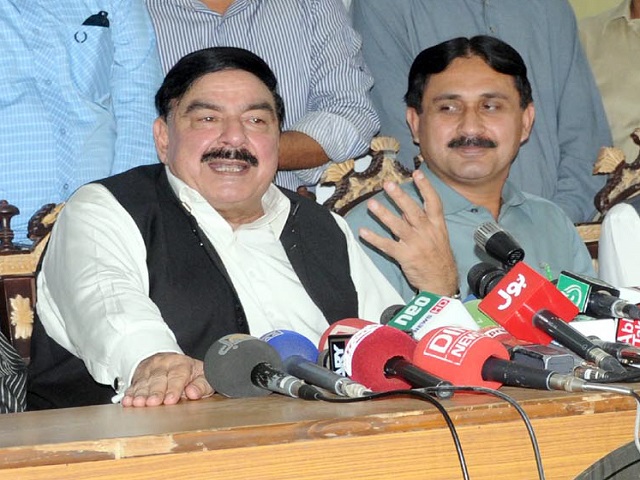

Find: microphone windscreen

[414,327,509,388]
[318,318,374,351]
[467,262,506,299]
[261,330,319,363]
[344,324,416,391]
[381,304,405,325]
[204,334,284,398]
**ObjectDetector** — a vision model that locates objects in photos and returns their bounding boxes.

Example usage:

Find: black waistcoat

[27,165,358,409]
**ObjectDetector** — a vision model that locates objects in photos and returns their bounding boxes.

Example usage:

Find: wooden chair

[319,136,420,215]
[0,201,63,363]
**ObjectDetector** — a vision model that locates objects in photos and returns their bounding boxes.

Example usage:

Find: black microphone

[467,262,508,299]
[588,336,640,365]
[203,334,322,400]
[380,304,404,325]
[473,221,525,267]
[531,309,628,375]
[556,271,640,320]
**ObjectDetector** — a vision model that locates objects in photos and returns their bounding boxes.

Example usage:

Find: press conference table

[0,386,636,480]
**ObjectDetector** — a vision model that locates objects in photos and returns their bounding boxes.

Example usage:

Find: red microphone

[477,261,579,344]
[414,327,593,392]
[414,326,510,389]
[318,318,374,351]
[317,318,375,375]
[475,262,627,374]
[343,324,453,397]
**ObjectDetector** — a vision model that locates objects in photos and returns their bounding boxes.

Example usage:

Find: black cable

[315,389,470,480]
[316,385,546,480]
[446,386,545,480]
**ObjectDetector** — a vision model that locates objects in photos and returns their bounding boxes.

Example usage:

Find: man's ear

[153,117,170,165]
[406,107,421,145]
[520,103,536,145]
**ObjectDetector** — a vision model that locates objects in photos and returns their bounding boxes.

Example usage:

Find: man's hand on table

[122,353,214,407]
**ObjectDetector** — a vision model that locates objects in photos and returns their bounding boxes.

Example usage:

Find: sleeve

[547,0,611,221]
[36,184,182,389]
[350,0,418,169]
[330,213,405,323]
[291,0,380,185]
[109,0,164,174]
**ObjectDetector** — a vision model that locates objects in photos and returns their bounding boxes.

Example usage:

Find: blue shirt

[0,0,163,243]
[350,0,612,223]
[145,0,379,191]
[344,165,596,301]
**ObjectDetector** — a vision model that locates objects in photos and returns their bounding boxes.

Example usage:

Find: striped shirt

[0,0,163,243]
[145,0,379,190]
[0,334,26,414]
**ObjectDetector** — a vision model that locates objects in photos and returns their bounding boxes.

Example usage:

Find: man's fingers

[412,170,445,222]
[381,181,429,228]
[185,376,215,400]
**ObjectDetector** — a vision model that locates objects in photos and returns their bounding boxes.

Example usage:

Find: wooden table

[0,386,636,479]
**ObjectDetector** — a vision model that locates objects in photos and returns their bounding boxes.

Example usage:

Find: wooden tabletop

[0,386,637,479]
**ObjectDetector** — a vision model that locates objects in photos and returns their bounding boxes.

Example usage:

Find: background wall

[569,0,621,19]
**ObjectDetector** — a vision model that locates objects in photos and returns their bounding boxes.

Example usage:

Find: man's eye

[201,116,218,122]
[437,103,458,113]
[248,116,266,124]
[483,103,500,111]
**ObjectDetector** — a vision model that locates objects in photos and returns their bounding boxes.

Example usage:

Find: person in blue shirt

[350,0,612,223]
[0,1,163,243]
[345,36,595,301]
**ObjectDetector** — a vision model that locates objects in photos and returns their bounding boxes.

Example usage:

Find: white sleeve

[36,184,182,390]
[330,213,405,323]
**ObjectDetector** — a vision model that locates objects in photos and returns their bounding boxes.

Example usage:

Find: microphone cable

[314,385,546,480]
[314,389,470,480]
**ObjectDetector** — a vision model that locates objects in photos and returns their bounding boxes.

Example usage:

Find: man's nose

[218,118,247,146]
[457,108,486,137]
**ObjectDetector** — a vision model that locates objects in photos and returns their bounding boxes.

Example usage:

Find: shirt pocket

[67,23,114,102]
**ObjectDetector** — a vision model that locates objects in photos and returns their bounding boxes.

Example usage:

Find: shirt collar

[602,0,634,26]
[165,165,290,235]
[417,163,525,216]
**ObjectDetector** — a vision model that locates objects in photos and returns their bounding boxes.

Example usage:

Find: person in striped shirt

[145,0,380,195]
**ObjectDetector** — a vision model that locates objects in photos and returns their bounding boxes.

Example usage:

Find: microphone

[414,327,592,392]
[556,271,640,320]
[203,334,322,400]
[317,318,375,374]
[475,262,627,374]
[467,262,508,299]
[473,221,525,267]
[343,324,454,398]
[261,330,371,398]
[588,336,640,365]
[380,304,404,325]
[385,291,479,340]
[318,318,374,351]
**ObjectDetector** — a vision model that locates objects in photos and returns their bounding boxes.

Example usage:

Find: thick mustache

[448,136,497,149]
[201,148,259,166]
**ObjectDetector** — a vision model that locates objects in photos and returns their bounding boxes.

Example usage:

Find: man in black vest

[27,47,403,409]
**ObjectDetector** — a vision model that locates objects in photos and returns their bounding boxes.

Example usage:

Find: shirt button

[44,79,52,86]
[470,208,479,213]
[63,183,69,190]
[60,127,67,135]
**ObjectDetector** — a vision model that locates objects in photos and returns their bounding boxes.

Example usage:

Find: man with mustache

[27,46,403,409]
[345,36,595,301]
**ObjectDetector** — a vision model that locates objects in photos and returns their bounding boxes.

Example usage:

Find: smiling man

[27,47,403,410]
[346,36,595,301]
